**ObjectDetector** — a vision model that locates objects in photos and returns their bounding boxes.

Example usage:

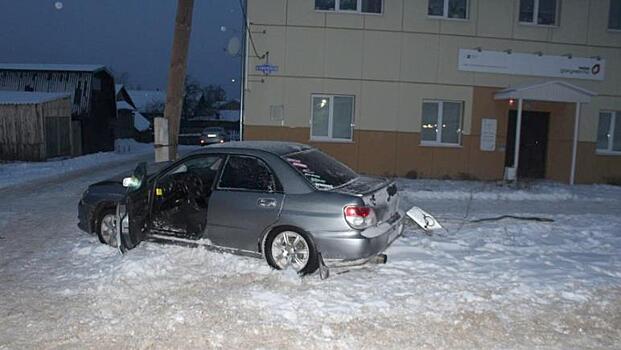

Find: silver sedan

[78,141,405,275]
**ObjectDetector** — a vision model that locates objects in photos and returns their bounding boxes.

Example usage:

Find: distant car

[199,127,228,145]
[77,141,405,275]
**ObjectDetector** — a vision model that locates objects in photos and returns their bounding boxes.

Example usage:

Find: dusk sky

[0,0,244,97]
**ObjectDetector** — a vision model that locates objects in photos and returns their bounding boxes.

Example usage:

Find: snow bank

[0,140,153,190]
[399,178,620,202]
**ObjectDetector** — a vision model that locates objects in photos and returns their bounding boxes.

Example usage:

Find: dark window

[285,149,358,191]
[315,0,335,10]
[218,156,278,192]
[520,0,557,25]
[428,0,468,19]
[448,0,468,18]
[315,0,382,13]
[428,0,444,16]
[537,0,557,25]
[519,0,535,22]
[339,0,357,11]
[361,0,382,13]
[611,0,621,30]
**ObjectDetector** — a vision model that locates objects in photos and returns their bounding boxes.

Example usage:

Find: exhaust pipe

[370,254,387,264]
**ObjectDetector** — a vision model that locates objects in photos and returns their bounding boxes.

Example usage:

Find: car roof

[199,141,312,156]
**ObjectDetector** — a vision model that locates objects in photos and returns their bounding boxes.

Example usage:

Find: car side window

[218,156,278,192]
[159,155,223,189]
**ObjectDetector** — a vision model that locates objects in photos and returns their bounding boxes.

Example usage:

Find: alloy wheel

[270,231,310,272]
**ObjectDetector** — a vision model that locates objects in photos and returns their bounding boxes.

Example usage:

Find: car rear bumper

[200,137,225,145]
[314,212,405,264]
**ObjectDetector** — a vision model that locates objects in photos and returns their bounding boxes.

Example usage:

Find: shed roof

[127,89,166,112]
[116,101,135,110]
[494,80,596,103]
[0,63,107,73]
[0,91,70,105]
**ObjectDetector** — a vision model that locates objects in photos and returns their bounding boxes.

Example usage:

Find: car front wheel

[97,210,118,248]
[265,229,319,275]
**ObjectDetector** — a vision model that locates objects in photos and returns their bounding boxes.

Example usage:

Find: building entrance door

[505,111,550,179]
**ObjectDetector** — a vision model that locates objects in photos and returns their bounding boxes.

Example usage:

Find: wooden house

[0,64,117,155]
[0,91,73,161]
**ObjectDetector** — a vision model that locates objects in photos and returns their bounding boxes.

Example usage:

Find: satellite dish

[226,36,241,57]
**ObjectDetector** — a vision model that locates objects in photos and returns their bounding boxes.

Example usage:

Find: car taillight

[344,205,377,229]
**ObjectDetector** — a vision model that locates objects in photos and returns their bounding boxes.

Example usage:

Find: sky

[0,0,244,98]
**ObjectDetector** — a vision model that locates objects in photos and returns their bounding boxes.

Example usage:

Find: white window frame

[518,0,560,27]
[427,0,470,20]
[597,111,621,155]
[610,0,621,31]
[310,94,355,142]
[420,100,463,147]
[314,0,384,15]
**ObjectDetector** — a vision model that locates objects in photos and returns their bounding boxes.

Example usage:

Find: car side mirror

[124,162,147,191]
[122,176,141,188]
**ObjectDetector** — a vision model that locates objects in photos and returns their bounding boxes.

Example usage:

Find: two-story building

[242,0,621,184]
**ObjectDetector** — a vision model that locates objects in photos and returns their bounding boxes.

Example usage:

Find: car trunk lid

[333,176,399,224]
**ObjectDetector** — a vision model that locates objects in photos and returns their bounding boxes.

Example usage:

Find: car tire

[96,208,119,248]
[264,228,319,275]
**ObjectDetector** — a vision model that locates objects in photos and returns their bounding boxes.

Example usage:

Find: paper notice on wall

[480,118,497,152]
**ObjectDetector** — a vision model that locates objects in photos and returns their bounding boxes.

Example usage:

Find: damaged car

[78,141,405,275]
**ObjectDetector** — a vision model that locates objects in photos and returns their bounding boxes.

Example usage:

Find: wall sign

[256,64,279,75]
[480,118,497,152]
[458,49,605,81]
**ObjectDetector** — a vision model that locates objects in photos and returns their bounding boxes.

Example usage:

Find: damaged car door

[118,162,150,250]
[150,155,224,239]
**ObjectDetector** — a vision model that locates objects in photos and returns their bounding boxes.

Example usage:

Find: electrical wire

[237,0,265,60]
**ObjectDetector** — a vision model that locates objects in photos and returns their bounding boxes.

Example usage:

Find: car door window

[218,156,279,192]
[152,155,223,234]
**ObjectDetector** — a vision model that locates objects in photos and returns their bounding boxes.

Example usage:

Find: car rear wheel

[97,210,118,248]
[264,229,319,275]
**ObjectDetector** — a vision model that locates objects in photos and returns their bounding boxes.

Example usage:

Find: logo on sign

[592,64,601,75]
[256,64,279,75]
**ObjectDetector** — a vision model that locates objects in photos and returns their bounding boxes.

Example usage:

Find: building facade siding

[244,0,621,183]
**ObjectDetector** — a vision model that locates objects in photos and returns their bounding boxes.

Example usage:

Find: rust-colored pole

[162,0,195,160]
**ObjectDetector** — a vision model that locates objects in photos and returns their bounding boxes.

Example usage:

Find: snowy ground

[0,140,153,190]
[1,161,620,349]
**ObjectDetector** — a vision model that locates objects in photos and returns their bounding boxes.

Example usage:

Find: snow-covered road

[1,161,620,349]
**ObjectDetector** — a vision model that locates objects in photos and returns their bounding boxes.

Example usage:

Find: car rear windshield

[284,149,358,191]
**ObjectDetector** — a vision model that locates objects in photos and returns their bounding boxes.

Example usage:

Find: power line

[237,0,265,60]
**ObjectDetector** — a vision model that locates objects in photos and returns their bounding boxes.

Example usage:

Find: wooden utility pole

[160,0,195,161]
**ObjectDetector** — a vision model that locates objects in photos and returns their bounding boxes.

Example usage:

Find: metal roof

[116,101,135,110]
[494,80,596,103]
[0,63,107,73]
[205,141,312,156]
[0,91,70,105]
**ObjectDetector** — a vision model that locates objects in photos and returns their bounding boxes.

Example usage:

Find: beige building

[243,0,621,183]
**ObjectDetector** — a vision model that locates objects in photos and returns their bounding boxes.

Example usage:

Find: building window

[311,95,354,141]
[519,0,558,25]
[315,0,383,14]
[428,0,468,19]
[597,111,621,153]
[610,0,621,30]
[421,100,463,145]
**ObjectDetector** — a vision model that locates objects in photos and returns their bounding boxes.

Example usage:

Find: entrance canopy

[494,80,595,103]
[493,81,596,185]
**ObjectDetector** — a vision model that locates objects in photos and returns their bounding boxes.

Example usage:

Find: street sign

[256,64,279,75]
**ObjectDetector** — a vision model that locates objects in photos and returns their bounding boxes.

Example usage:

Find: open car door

[116,162,151,252]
